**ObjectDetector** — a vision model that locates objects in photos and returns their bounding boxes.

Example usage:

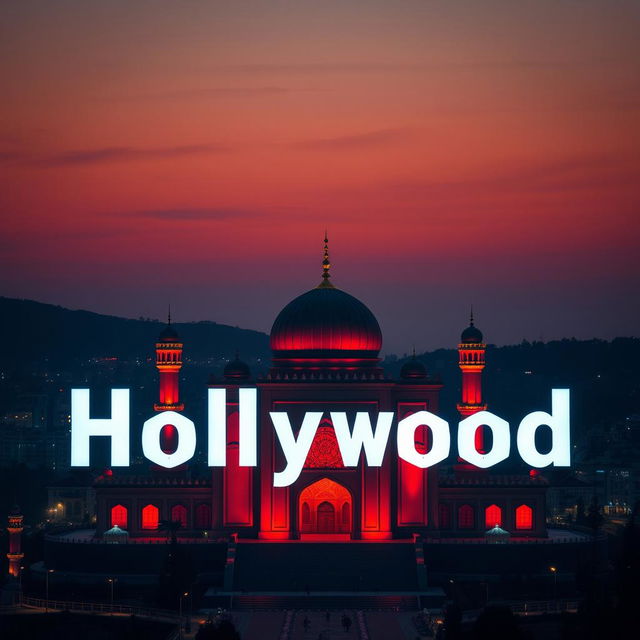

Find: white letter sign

[517,389,571,467]
[71,389,130,467]
[397,411,450,468]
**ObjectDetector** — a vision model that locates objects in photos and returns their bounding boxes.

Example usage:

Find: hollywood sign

[70,388,570,486]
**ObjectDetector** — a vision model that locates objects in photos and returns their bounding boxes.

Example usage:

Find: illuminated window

[458,504,474,529]
[485,504,502,528]
[195,503,211,529]
[110,504,127,529]
[141,504,159,530]
[439,504,451,528]
[171,504,187,529]
[515,504,533,530]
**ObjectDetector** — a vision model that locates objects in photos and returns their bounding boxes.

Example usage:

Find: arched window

[195,503,211,529]
[141,504,159,530]
[485,504,502,528]
[439,504,451,529]
[111,504,127,528]
[458,504,474,529]
[302,502,311,525]
[171,504,188,529]
[515,504,533,530]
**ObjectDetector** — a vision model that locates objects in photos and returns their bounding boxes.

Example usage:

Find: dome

[270,284,382,361]
[485,524,510,544]
[158,324,179,343]
[460,309,483,344]
[224,355,251,381]
[461,324,483,344]
[400,355,427,380]
[103,525,129,544]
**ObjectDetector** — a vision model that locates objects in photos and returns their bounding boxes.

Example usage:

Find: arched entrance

[299,478,352,537]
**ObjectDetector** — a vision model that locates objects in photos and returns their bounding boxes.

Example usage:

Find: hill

[388,337,640,440]
[0,296,270,371]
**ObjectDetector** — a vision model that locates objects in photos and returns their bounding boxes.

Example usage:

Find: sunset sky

[1,1,638,353]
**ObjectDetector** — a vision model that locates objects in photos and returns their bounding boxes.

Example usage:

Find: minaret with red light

[155,310,183,454]
[457,309,488,453]
[6,506,24,579]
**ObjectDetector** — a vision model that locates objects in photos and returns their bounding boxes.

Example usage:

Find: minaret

[457,308,488,453]
[155,310,184,454]
[6,506,24,578]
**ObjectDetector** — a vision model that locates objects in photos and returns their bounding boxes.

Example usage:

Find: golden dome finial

[322,231,330,279]
[316,231,335,288]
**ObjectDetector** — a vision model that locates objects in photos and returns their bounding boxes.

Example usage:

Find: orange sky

[1,1,639,352]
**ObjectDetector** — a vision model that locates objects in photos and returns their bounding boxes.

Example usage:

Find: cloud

[212,58,621,76]
[293,127,410,151]
[0,151,24,163]
[6,144,230,168]
[119,208,263,221]
[321,151,640,207]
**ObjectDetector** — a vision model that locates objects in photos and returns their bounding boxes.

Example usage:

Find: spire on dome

[158,304,179,342]
[400,347,427,380]
[224,350,251,381]
[318,231,334,288]
[461,307,483,344]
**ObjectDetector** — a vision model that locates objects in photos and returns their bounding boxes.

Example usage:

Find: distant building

[0,391,70,470]
[47,480,95,524]
[546,473,593,523]
[575,414,640,515]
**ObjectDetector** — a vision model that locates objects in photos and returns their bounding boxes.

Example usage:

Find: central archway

[299,478,352,537]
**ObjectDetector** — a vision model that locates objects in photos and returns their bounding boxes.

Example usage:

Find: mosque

[93,237,548,541]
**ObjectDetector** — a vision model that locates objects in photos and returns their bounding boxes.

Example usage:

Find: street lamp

[549,566,557,600]
[481,581,489,605]
[179,592,189,640]
[45,569,55,613]
[107,578,117,613]
[186,587,195,634]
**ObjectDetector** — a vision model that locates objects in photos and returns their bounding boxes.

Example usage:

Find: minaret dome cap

[460,307,483,344]
[224,353,251,381]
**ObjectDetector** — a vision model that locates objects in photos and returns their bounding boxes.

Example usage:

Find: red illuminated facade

[457,310,488,454]
[93,239,547,540]
[6,506,24,578]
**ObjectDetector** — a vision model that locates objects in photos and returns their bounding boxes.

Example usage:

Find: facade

[94,240,547,540]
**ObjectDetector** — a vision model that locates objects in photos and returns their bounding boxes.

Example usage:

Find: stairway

[232,542,419,593]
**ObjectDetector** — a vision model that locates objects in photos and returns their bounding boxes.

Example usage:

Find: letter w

[330,412,393,467]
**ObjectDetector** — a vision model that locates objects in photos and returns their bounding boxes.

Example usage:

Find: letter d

[517,389,570,468]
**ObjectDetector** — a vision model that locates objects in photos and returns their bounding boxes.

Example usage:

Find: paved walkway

[290,610,357,640]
